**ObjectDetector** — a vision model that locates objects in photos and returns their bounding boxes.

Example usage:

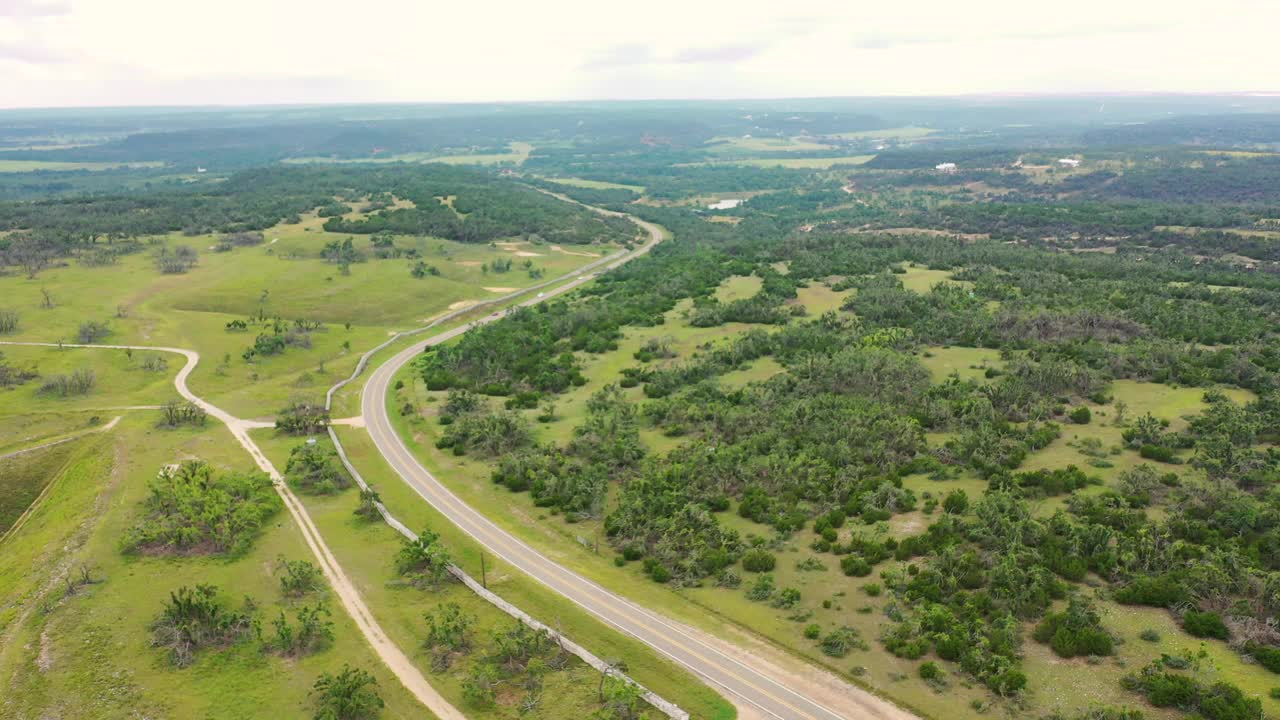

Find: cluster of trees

[121,460,281,556]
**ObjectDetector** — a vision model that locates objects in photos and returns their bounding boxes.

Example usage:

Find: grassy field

[543,177,646,192]
[713,274,763,302]
[0,160,164,172]
[0,213,609,420]
[706,136,836,154]
[701,156,876,169]
[899,264,973,293]
[0,418,428,720]
[828,127,937,141]
[790,281,850,314]
[287,143,534,167]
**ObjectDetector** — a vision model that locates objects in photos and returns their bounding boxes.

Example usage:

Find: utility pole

[480,552,487,589]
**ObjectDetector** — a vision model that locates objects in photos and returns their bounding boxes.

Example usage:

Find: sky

[2,0,1278,108]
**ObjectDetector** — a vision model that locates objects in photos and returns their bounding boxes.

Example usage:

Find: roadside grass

[253,430,621,720]
[0,417,427,719]
[312,426,736,720]
[0,438,80,535]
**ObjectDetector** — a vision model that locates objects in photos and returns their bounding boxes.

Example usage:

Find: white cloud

[1,0,1277,107]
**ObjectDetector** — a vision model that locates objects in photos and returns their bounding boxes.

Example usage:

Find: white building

[1057,158,1081,168]
[935,162,957,173]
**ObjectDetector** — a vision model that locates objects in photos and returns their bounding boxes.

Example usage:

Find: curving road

[359,212,915,720]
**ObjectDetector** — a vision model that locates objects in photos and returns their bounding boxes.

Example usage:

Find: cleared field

[713,274,762,302]
[543,176,646,192]
[285,142,534,167]
[918,346,1002,383]
[690,156,875,169]
[0,160,164,172]
[790,282,850,314]
[828,126,937,141]
[706,135,836,153]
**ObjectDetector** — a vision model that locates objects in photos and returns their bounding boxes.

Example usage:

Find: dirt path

[0,340,464,720]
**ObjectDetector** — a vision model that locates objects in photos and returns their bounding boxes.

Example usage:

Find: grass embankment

[0,417,426,719]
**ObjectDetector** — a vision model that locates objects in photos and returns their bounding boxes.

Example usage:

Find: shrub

[1070,406,1093,424]
[266,603,333,657]
[312,665,384,720]
[841,556,872,577]
[1033,597,1114,658]
[150,584,257,668]
[1245,642,1280,674]
[773,587,801,609]
[919,661,944,682]
[158,400,207,428]
[396,529,454,589]
[77,320,110,344]
[804,624,821,640]
[38,368,95,397]
[1139,629,1161,643]
[1182,610,1230,641]
[863,583,882,597]
[1114,574,1190,607]
[820,627,864,658]
[285,440,352,495]
[275,398,330,435]
[277,556,324,597]
[745,574,775,602]
[0,309,18,334]
[741,549,776,573]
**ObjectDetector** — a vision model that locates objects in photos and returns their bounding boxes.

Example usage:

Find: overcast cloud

[1,0,1277,108]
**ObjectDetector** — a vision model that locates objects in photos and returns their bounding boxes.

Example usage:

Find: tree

[593,676,645,720]
[8,233,56,278]
[77,320,110,344]
[312,665,383,720]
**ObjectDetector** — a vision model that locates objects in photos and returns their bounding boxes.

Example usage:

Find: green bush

[741,548,777,573]
[1070,406,1093,424]
[1182,610,1230,641]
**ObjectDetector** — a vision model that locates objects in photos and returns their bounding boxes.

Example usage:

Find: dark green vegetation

[121,459,281,556]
